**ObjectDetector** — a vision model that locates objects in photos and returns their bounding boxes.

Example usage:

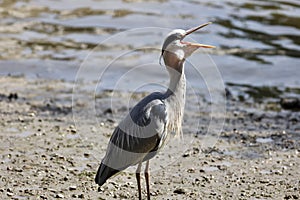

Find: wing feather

[95,92,168,186]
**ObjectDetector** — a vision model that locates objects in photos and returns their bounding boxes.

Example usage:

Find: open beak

[181,22,215,49]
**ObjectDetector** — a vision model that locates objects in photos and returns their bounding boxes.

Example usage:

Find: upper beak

[181,22,215,49]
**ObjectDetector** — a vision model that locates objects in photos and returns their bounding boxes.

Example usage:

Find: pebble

[48,188,56,193]
[187,168,195,173]
[103,108,113,114]
[70,129,77,134]
[7,192,14,196]
[280,97,300,110]
[274,170,283,175]
[259,179,270,184]
[8,93,18,101]
[28,112,36,117]
[14,167,23,172]
[182,152,190,157]
[98,186,104,192]
[56,193,64,198]
[174,188,186,194]
[69,186,77,191]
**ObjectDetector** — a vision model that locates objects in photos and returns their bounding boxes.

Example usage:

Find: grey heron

[95,22,214,199]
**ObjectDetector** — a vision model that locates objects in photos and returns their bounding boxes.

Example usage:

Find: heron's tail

[95,162,120,186]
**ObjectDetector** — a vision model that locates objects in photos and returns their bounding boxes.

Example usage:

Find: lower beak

[181,41,215,48]
[182,22,215,49]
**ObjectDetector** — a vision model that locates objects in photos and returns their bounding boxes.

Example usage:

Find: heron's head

[161,22,215,71]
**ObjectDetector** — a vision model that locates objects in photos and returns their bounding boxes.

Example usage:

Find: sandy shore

[0,76,299,199]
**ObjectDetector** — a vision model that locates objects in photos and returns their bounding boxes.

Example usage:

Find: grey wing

[104,97,168,170]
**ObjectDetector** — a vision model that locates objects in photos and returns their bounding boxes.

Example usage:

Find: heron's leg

[144,160,150,200]
[136,162,142,200]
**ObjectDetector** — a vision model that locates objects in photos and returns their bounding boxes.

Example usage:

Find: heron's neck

[164,63,186,136]
[163,52,186,95]
[166,69,186,96]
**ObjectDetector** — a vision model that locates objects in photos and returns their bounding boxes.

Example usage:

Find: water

[0,0,299,91]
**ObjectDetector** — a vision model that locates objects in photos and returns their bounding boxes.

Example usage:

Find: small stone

[259,179,269,184]
[174,188,186,194]
[182,152,190,157]
[78,194,84,198]
[28,112,36,117]
[274,170,283,175]
[8,93,18,101]
[104,108,113,114]
[70,129,77,134]
[69,186,76,191]
[217,165,227,171]
[280,97,300,111]
[7,192,14,196]
[98,187,103,192]
[14,167,23,172]
[18,117,24,122]
[187,168,195,173]
[210,192,217,196]
[49,188,56,193]
[56,194,64,198]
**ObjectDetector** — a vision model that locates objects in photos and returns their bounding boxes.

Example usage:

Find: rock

[98,187,104,192]
[259,179,270,184]
[7,192,14,196]
[274,170,283,175]
[68,125,77,134]
[14,167,23,172]
[217,165,227,171]
[8,93,18,101]
[28,112,36,117]
[187,168,195,173]
[70,129,77,134]
[48,188,56,193]
[56,193,64,198]
[182,152,190,157]
[69,186,77,191]
[280,98,300,111]
[104,108,113,114]
[174,188,186,194]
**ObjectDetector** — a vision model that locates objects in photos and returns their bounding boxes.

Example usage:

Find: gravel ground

[0,76,299,199]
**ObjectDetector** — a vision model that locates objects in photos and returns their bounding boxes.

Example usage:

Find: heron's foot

[97,186,103,192]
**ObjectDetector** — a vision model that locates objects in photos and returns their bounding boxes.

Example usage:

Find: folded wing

[95,92,168,186]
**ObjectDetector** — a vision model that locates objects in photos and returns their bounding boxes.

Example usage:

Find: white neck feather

[164,64,186,137]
